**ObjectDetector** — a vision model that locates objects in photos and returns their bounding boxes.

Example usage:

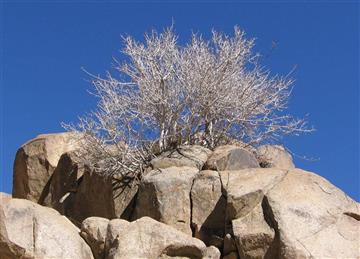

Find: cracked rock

[133,166,199,235]
[151,145,212,170]
[80,217,109,259]
[105,217,220,259]
[204,145,259,171]
[12,132,80,205]
[0,194,93,259]
[191,170,226,248]
[256,145,295,169]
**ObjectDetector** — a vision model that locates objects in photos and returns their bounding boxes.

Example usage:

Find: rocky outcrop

[0,194,93,259]
[151,145,212,170]
[220,168,360,258]
[106,217,220,259]
[256,145,295,169]
[134,166,199,235]
[204,145,259,171]
[191,170,226,248]
[58,168,138,226]
[12,133,79,205]
[49,151,85,214]
[81,217,109,259]
[8,135,360,259]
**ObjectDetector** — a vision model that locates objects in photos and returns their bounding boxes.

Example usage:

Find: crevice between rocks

[189,174,197,238]
[262,196,280,259]
[344,212,360,221]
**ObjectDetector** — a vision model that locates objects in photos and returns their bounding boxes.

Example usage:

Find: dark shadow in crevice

[344,212,360,221]
[262,196,281,259]
[38,164,53,205]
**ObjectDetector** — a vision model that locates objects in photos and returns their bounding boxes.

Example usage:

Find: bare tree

[64,26,312,178]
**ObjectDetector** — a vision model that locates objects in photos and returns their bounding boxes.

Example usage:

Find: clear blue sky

[1,2,359,200]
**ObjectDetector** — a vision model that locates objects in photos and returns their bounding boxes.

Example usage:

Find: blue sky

[1,2,359,200]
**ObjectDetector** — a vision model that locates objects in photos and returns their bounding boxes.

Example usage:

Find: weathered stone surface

[204,145,259,171]
[80,217,109,259]
[220,168,360,259]
[151,145,212,170]
[264,168,360,258]
[133,166,199,235]
[203,245,222,259]
[12,132,79,205]
[220,168,287,222]
[191,170,226,248]
[49,151,85,215]
[105,217,218,259]
[232,202,275,259]
[65,169,138,225]
[256,145,295,169]
[0,195,93,259]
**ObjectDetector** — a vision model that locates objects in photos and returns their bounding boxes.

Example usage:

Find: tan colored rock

[204,145,259,171]
[0,193,25,259]
[203,245,221,259]
[133,166,199,235]
[219,168,360,259]
[151,145,212,170]
[232,202,275,259]
[256,145,295,169]
[105,217,217,259]
[49,151,85,214]
[191,170,226,248]
[12,132,79,205]
[264,168,360,258]
[67,169,138,225]
[80,217,109,259]
[220,168,287,222]
[0,195,93,259]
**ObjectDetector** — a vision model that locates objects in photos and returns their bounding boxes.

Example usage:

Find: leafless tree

[64,26,312,178]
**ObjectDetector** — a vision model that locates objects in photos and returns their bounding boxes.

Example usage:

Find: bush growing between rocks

[64,25,312,179]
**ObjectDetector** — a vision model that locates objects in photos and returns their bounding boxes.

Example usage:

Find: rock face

[64,169,138,225]
[150,145,212,170]
[49,151,85,214]
[191,170,226,248]
[134,166,199,235]
[8,135,360,259]
[106,217,220,259]
[256,145,295,169]
[81,217,109,259]
[47,151,138,225]
[204,145,259,171]
[220,168,360,259]
[0,194,93,259]
[12,133,79,205]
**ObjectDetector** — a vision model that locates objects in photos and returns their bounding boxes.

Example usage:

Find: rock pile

[1,132,358,259]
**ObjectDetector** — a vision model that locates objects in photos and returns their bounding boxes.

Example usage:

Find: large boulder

[49,151,85,214]
[150,145,212,170]
[0,194,94,259]
[48,151,137,225]
[256,145,295,169]
[105,217,220,259]
[80,217,109,259]
[133,166,199,235]
[12,132,79,205]
[204,145,259,171]
[232,202,275,259]
[220,168,360,259]
[65,169,138,226]
[191,170,226,248]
